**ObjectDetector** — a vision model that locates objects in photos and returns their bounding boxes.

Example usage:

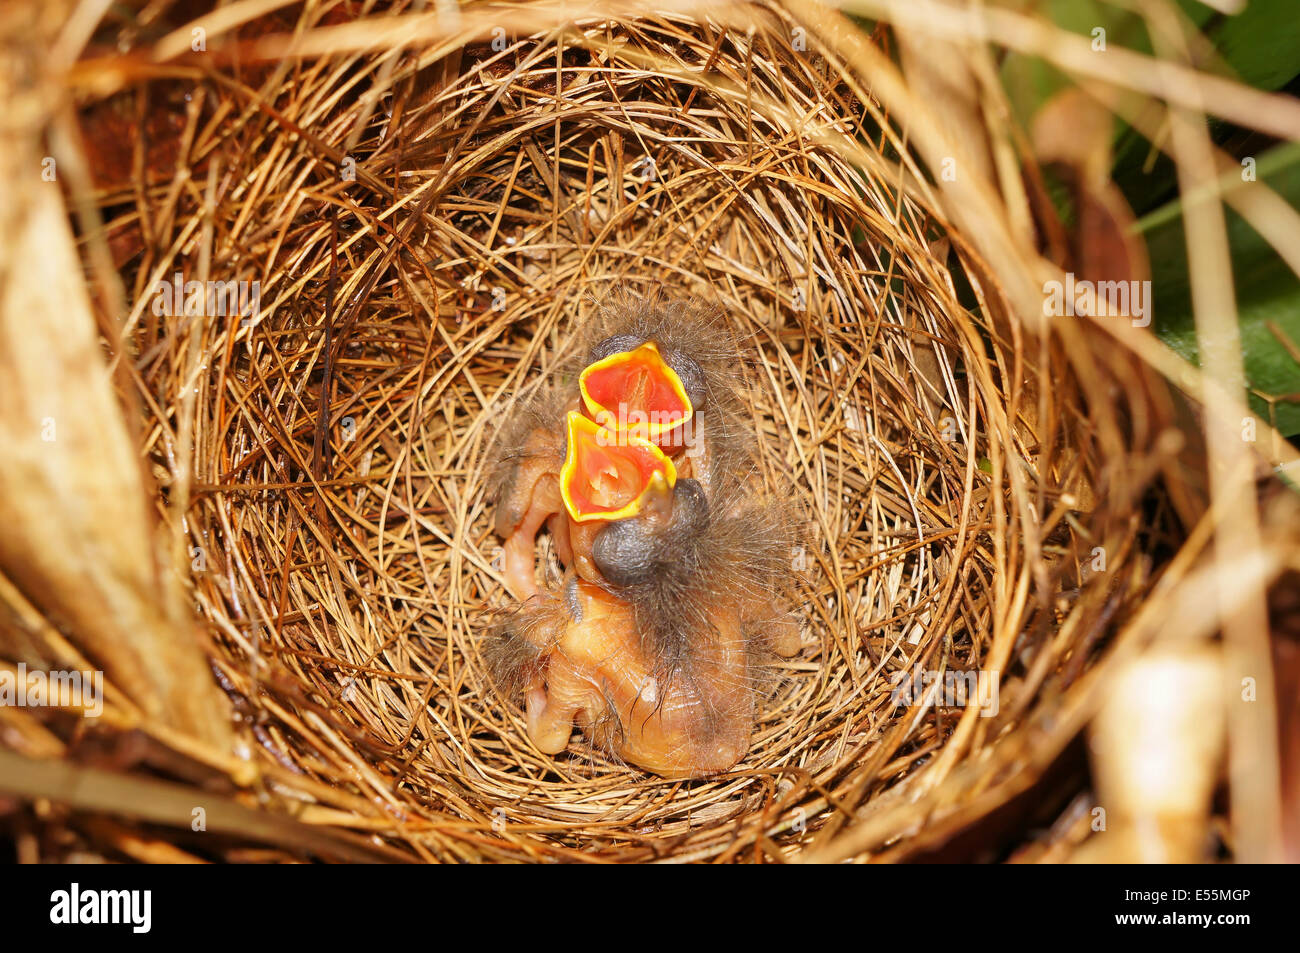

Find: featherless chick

[485,295,801,777]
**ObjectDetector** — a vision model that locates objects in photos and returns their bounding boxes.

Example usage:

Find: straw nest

[2,0,1296,863]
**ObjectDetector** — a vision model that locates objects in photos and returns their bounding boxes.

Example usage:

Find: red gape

[559,411,676,523]
[579,341,693,449]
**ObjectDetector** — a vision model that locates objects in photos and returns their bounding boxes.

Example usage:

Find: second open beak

[560,412,676,523]
[579,341,693,447]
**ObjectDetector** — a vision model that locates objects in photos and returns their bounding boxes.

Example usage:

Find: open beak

[560,412,676,523]
[579,341,693,447]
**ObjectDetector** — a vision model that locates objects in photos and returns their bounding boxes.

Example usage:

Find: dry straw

[0,0,1296,862]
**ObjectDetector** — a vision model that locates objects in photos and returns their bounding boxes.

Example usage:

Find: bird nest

[1,0,1196,862]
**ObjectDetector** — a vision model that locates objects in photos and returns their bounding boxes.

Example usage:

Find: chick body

[485,296,803,778]
[523,576,753,777]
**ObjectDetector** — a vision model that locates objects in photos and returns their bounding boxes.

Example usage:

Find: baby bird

[489,301,716,598]
[488,384,680,598]
[576,297,759,499]
[484,295,802,778]
[488,573,754,778]
[488,385,570,601]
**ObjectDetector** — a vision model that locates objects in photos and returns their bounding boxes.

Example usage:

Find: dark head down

[591,478,710,587]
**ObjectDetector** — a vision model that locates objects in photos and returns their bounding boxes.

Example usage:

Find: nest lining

[57,0,1166,861]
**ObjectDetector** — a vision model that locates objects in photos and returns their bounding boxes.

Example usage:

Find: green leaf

[1001,1,1162,132]
[1137,143,1300,436]
[1206,0,1300,93]
[1113,0,1300,214]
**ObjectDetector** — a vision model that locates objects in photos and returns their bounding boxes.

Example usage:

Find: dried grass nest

[5,0,1284,863]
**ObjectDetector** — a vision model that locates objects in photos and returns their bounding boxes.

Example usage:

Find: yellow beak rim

[578,341,693,444]
[559,411,677,523]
